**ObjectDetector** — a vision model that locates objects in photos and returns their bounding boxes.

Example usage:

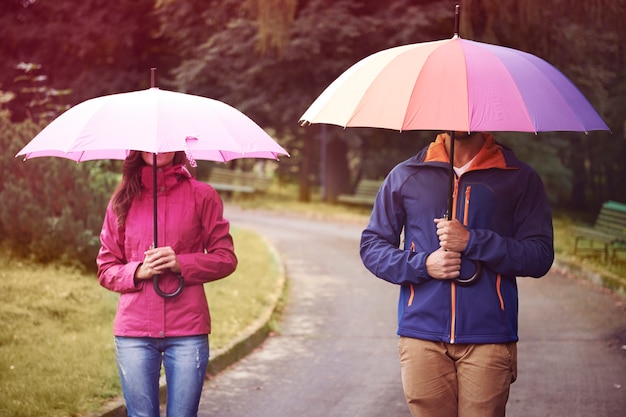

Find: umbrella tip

[454,4,460,37]
[151,68,157,88]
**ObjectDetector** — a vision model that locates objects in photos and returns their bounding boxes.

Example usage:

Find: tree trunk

[324,137,350,202]
[299,127,313,202]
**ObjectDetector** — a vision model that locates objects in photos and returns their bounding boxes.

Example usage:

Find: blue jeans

[114,335,210,417]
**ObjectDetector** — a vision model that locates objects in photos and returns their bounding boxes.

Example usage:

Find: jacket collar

[424,133,510,170]
[141,164,191,193]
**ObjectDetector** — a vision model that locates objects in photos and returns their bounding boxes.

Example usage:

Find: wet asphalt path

[508,268,626,416]
[196,206,625,417]
[198,206,407,417]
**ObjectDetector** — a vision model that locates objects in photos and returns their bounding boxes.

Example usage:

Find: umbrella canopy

[300,35,609,133]
[17,87,288,162]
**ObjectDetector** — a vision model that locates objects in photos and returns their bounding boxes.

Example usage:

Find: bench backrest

[209,167,272,191]
[354,179,383,196]
[595,200,626,241]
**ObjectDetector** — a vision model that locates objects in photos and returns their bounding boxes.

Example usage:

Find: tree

[0,0,169,120]
[1,0,623,209]
[169,0,453,200]
[460,0,626,208]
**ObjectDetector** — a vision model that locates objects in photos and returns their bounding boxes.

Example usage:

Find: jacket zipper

[450,282,456,343]
[449,185,505,343]
[450,183,472,343]
[451,178,459,219]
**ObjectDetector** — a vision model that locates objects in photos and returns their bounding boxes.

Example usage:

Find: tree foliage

[460,0,626,209]
[161,0,625,206]
[0,0,168,120]
[167,0,452,197]
[0,0,624,225]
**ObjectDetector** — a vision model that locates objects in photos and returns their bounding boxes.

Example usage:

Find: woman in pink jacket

[97,150,237,417]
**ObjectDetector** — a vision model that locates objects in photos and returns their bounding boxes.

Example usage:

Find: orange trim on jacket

[424,133,510,171]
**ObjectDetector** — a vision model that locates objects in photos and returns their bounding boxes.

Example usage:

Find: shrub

[0,112,118,270]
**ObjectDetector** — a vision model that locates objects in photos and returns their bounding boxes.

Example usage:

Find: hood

[422,133,513,171]
[141,164,192,193]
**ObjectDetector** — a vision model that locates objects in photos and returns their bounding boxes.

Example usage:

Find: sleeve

[96,203,143,293]
[464,168,554,278]
[360,174,432,286]
[176,186,238,285]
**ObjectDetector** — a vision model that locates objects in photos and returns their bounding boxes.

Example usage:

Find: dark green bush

[0,112,118,270]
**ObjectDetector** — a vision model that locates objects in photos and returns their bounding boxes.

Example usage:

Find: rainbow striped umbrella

[300,36,608,133]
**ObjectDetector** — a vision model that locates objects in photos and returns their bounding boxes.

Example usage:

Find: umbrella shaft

[447,131,455,220]
[153,153,158,248]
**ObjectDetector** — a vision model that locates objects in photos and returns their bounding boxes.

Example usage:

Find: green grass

[0,262,119,417]
[235,182,374,222]
[0,226,282,417]
[552,212,626,293]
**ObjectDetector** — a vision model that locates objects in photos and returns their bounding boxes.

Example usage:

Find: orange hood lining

[424,133,511,170]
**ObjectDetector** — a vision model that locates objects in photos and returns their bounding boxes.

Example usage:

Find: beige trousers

[398,337,517,417]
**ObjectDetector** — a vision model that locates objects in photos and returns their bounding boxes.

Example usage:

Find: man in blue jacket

[360,131,554,417]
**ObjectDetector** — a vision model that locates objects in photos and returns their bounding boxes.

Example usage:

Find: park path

[195,206,625,417]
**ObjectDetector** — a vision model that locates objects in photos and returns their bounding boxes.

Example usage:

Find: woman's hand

[134,246,181,280]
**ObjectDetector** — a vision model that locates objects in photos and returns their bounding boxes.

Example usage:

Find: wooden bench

[337,179,382,206]
[573,200,626,263]
[207,167,272,195]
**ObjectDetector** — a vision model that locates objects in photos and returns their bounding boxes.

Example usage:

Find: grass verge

[0,226,282,417]
[552,213,626,296]
[0,261,119,417]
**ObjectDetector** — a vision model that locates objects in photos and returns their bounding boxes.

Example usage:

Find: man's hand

[434,218,470,252]
[425,247,461,280]
[134,246,181,280]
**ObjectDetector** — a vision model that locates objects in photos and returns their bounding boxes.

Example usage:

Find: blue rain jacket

[360,134,554,344]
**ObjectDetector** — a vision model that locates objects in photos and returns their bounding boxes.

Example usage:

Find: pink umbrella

[17,74,289,297]
[300,6,609,284]
[17,88,287,162]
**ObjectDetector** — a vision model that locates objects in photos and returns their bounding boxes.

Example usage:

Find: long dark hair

[110,151,187,227]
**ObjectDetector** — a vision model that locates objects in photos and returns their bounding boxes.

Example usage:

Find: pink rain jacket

[97,164,237,338]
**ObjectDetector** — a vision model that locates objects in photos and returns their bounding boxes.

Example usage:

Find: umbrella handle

[446,129,480,286]
[153,274,185,298]
[454,260,482,286]
[149,151,184,299]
